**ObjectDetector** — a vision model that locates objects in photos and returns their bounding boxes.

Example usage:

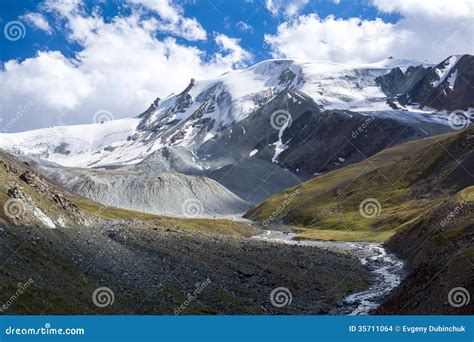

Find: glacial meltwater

[253,230,405,315]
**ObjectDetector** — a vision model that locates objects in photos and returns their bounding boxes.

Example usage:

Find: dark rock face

[376,65,428,97]
[425,54,474,111]
[217,89,448,179]
[376,54,474,111]
[278,110,422,176]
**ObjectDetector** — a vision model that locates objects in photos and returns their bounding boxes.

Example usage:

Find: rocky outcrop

[0,150,87,228]
[377,54,474,111]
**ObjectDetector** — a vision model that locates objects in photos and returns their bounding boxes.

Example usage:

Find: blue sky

[0,0,401,64]
[0,0,472,132]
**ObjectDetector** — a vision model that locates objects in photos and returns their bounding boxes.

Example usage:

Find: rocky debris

[0,223,370,315]
[2,160,18,174]
[19,171,40,185]
[7,187,23,199]
[36,166,250,217]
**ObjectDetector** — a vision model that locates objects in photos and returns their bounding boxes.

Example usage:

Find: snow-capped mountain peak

[1,55,472,169]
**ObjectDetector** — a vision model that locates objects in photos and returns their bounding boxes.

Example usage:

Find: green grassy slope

[377,186,473,314]
[245,127,474,242]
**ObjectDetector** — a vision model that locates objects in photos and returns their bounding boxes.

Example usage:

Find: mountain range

[1,55,472,216]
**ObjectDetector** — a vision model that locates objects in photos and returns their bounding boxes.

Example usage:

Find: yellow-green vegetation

[146,217,258,237]
[73,196,160,220]
[455,185,474,202]
[246,127,474,242]
[75,197,257,237]
[292,227,396,242]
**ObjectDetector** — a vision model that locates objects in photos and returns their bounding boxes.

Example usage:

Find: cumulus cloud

[265,0,309,18]
[265,15,408,63]
[265,0,474,64]
[372,0,472,19]
[0,1,251,132]
[43,0,83,17]
[21,13,53,34]
[129,0,206,40]
[213,34,252,69]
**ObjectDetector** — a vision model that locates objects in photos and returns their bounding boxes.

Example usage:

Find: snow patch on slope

[0,118,142,167]
[432,55,459,88]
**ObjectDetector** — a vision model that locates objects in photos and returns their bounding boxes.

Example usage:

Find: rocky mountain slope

[0,150,90,229]
[2,57,464,169]
[245,127,473,314]
[377,54,474,111]
[245,127,473,239]
[377,186,473,314]
[36,165,250,218]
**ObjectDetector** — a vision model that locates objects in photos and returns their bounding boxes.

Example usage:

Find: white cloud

[2,51,91,110]
[21,13,53,34]
[0,1,250,132]
[129,0,206,40]
[265,0,474,64]
[43,0,83,17]
[236,21,253,32]
[372,0,472,19]
[265,0,308,18]
[265,15,408,64]
[213,34,252,69]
